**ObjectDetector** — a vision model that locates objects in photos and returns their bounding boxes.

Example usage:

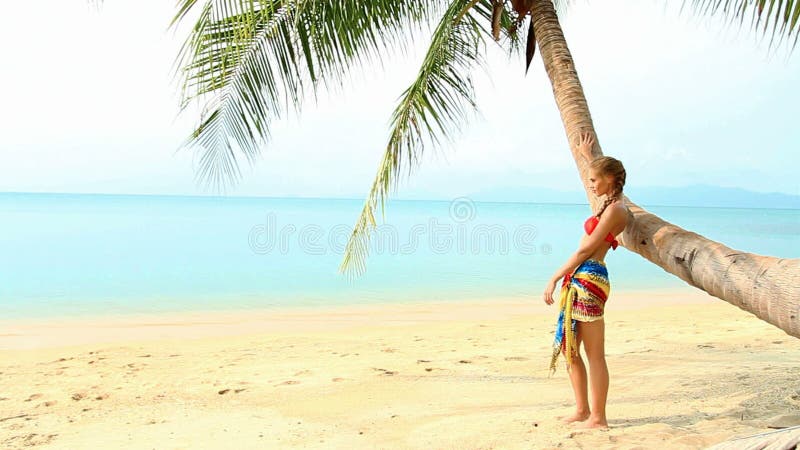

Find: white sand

[1,289,798,449]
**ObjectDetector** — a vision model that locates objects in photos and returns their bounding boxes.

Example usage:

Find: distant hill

[431,184,800,209]
[624,185,799,209]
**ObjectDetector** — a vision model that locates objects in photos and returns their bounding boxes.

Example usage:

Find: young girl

[542,132,628,430]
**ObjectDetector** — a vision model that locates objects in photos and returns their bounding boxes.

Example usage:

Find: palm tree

[171,0,800,337]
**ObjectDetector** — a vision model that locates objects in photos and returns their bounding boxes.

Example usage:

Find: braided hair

[589,156,626,219]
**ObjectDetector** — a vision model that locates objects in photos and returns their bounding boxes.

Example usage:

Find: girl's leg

[577,319,609,429]
[561,333,590,423]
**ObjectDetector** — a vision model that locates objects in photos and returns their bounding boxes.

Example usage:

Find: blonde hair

[589,156,626,219]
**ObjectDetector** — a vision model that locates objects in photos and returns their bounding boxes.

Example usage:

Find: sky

[0,0,798,199]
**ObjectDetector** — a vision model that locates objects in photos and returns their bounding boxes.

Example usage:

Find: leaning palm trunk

[529,0,800,338]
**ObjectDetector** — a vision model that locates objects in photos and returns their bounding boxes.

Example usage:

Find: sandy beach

[1,289,798,449]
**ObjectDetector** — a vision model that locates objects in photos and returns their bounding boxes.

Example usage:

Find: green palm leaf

[685,0,800,47]
[339,0,492,277]
[172,0,441,192]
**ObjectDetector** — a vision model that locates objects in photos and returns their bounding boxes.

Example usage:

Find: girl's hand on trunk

[577,131,595,162]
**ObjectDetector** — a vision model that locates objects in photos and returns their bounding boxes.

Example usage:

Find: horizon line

[1,190,797,211]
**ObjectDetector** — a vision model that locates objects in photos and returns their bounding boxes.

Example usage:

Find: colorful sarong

[549,259,610,375]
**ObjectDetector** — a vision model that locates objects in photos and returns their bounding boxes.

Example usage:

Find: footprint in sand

[275,380,300,386]
[504,356,530,361]
[458,360,472,364]
[13,433,59,446]
[332,377,347,382]
[25,394,43,402]
[293,370,312,376]
[416,359,431,364]
[372,368,398,376]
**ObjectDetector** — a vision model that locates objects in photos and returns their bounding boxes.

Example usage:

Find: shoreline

[1,287,709,350]
[0,283,696,318]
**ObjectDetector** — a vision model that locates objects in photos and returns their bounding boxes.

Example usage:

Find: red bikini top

[584,216,619,250]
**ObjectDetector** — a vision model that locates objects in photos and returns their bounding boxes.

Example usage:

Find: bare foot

[558,411,590,424]
[574,417,609,430]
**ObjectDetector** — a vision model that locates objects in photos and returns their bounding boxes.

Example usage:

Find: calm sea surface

[1,193,797,318]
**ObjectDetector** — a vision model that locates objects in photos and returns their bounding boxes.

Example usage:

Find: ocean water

[0,192,797,318]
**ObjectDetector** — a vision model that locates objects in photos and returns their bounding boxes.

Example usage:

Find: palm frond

[474,0,572,72]
[172,0,442,192]
[339,0,488,277]
[472,0,522,45]
[684,0,800,48]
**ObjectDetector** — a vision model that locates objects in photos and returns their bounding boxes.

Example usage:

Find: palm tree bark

[529,0,800,338]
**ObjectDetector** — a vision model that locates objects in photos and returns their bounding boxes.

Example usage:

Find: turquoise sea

[1,192,797,319]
